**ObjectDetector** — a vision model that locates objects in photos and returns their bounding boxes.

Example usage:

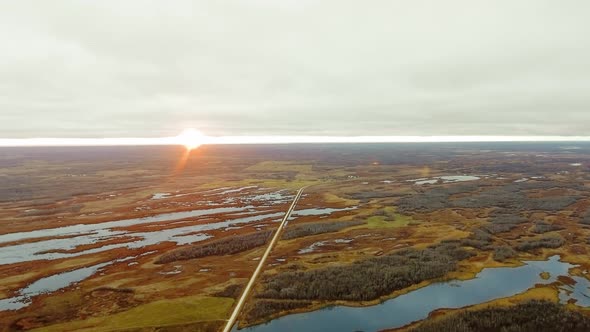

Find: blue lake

[237,255,589,332]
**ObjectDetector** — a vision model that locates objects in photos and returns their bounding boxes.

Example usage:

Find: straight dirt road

[222,186,306,332]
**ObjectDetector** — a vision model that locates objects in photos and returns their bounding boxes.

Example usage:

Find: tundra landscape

[3,1,590,331]
[0,143,589,332]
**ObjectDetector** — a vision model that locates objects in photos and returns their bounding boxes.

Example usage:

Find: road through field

[222,186,306,332]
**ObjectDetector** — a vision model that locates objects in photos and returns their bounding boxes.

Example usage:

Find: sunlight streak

[174,147,192,174]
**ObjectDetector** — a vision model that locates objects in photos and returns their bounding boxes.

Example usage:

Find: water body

[0,204,354,292]
[0,253,155,311]
[0,206,349,265]
[439,175,481,182]
[245,191,293,205]
[559,276,590,307]
[298,239,354,254]
[238,256,587,332]
[290,207,356,217]
[151,193,172,200]
[0,209,284,265]
[160,188,293,206]
[0,195,360,309]
[215,186,259,195]
[0,206,250,244]
[0,262,109,311]
[409,175,482,185]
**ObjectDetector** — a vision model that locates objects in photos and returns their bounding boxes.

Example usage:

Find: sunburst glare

[176,128,205,150]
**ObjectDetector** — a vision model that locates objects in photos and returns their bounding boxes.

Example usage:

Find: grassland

[32,296,233,332]
[365,208,413,229]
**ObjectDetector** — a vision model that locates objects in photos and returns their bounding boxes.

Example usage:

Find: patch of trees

[489,209,526,224]
[397,184,479,213]
[528,196,580,211]
[483,209,527,234]
[460,228,493,249]
[155,230,273,264]
[246,300,312,322]
[407,300,590,332]
[493,245,516,262]
[214,284,243,299]
[281,220,364,240]
[452,186,578,212]
[485,223,520,234]
[347,192,400,202]
[474,163,541,174]
[398,182,579,214]
[532,221,564,234]
[515,235,565,252]
[258,243,474,301]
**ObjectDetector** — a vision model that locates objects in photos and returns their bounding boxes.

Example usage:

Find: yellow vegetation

[33,296,234,332]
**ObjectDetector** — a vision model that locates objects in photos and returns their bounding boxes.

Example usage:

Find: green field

[34,296,234,332]
[366,207,413,229]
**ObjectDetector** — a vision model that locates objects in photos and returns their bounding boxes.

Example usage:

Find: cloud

[1,0,589,137]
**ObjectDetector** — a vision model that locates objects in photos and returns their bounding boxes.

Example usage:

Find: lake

[237,255,588,332]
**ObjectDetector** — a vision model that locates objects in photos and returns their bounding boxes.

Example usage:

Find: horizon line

[1,135,590,147]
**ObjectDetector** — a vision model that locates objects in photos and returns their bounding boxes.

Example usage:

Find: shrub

[485,223,519,234]
[532,221,563,234]
[282,220,363,240]
[516,235,565,252]
[258,243,474,301]
[214,284,243,299]
[246,300,312,322]
[460,228,493,249]
[408,301,590,332]
[155,230,273,264]
[493,245,516,262]
[397,182,578,214]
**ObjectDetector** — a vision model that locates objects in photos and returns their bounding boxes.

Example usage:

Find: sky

[1,1,590,139]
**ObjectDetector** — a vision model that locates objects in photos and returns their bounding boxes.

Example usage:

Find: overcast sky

[1,1,589,138]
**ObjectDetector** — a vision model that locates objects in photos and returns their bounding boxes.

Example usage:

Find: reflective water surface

[238,256,587,332]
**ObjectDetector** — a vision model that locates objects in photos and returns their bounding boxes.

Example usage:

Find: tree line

[155,230,273,264]
[258,242,474,301]
[281,220,363,240]
[408,300,590,332]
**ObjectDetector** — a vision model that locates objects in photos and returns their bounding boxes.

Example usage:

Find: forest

[281,220,363,240]
[155,230,272,264]
[515,235,565,251]
[397,181,580,214]
[407,301,590,332]
[245,300,312,322]
[258,242,473,301]
[532,221,564,233]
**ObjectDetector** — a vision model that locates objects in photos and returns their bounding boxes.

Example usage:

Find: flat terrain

[0,143,589,331]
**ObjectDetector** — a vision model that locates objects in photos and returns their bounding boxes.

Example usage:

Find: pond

[407,175,483,185]
[0,255,138,311]
[237,255,588,332]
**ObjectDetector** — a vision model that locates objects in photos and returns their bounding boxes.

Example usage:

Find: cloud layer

[1,1,589,138]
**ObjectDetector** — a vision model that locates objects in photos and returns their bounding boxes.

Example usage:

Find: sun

[176,128,205,150]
